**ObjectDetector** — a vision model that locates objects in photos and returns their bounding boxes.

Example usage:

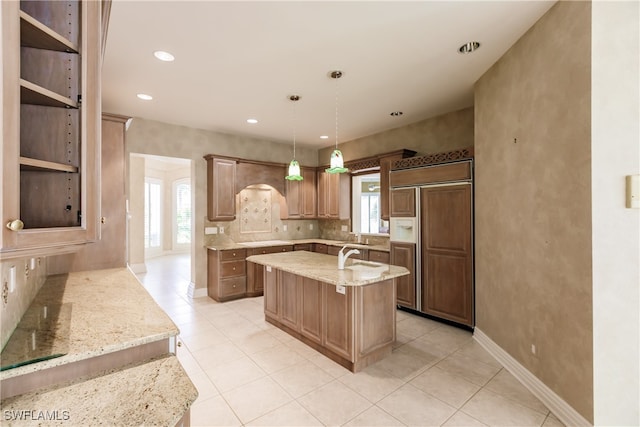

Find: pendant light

[325,70,348,174]
[285,94,303,181]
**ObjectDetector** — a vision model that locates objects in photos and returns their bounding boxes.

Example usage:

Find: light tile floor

[137,254,564,427]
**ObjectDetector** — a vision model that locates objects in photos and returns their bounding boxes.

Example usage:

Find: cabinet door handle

[232,252,236,257]
[6,219,24,231]
[232,284,236,288]
[232,267,236,271]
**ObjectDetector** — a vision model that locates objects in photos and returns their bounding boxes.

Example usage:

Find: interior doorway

[128,153,193,295]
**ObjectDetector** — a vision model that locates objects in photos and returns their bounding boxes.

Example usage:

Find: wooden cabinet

[390,188,416,217]
[323,280,353,360]
[262,265,396,372]
[312,243,328,254]
[420,184,473,326]
[246,244,293,296]
[317,170,350,219]
[293,243,312,252]
[207,248,247,302]
[391,242,416,309]
[300,277,322,344]
[368,250,390,264]
[285,167,317,219]
[205,156,236,221]
[1,0,102,258]
[53,114,128,272]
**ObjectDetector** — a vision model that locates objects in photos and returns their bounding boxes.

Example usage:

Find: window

[173,179,191,248]
[144,178,162,251]
[352,173,388,235]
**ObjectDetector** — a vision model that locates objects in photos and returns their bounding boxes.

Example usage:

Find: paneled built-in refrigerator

[389,161,474,328]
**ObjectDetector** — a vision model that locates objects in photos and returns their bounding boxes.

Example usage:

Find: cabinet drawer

[221,249,246,261]
[250,245,293,255]
[220,277,247,298]
[368,250,390,264]
[294,244,312,251]
[220,260,246,277]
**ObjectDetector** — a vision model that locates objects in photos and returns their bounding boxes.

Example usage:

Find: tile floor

[137,254,564,427]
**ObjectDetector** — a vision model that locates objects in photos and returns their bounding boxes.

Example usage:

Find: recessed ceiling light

[458,41,480,54]
[320,135,329,140]
[153,50,175,62]
[137,93,153,100]
[390,111,403,117]
[247,118,258,124]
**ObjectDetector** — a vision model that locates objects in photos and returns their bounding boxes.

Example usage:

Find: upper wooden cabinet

[379,150,415,220]
[205,156,237,221]
[317,170,350,219]
[285,167,317,219]
[390,188,416,217]
[1,0,102,259]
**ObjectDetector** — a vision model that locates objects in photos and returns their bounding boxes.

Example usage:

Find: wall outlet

[205,226,218,235]
[308,223,313,230]
[283,225,287,232]
[9,265,16,293]
[336,285,346,295]
[219,226,225,234]
[341,225,348,232]
[531,344,537,356]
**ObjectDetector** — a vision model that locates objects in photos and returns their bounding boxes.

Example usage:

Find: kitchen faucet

[338,245,360,270]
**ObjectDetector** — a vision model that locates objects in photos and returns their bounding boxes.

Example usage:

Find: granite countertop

[0,268,179,380]
[207,238,390,252]
[1,355,197,426]
[247,251,408,286]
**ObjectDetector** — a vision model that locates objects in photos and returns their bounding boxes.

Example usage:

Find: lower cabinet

[390,242,416,309]
[246,245,293,296]
[207,248,247,302]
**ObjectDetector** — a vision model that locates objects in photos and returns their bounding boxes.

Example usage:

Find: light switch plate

[205,227,218,235]
[341,225,348,232]
[283,225,287,232]
[626,175,640,208]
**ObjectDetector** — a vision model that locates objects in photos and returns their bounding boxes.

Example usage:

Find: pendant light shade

[285,95,303,181]
[287,159,302,181]
[326,70,348,174]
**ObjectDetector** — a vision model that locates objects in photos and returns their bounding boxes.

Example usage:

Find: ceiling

[102,1,556,149]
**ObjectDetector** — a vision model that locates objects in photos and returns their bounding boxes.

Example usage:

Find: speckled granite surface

[207,238,389,252]
[246,251,408,286]
[0,268,179,380]
[0,355,197,426]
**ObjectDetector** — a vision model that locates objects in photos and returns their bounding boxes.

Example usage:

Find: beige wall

[474,1,593,421]
[124,118,318,292]
[318,107,474,163]
[591,1,639,425]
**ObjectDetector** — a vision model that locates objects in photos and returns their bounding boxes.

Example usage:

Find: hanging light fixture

[326,70,348,174]
[285,94,303,181]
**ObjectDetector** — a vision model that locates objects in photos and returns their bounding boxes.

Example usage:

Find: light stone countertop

[0,268,179,381]
[207,238,390,252]
[0,355,197,426]
[246,251,408,286]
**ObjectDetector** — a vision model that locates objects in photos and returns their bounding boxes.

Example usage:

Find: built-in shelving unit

[1,0,101,256]
[19,10,78,53]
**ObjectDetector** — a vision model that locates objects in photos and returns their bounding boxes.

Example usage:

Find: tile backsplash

[0,256,47,350]
[204,184,390,248]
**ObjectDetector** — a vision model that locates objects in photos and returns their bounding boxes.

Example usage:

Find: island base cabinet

[263,266,395,372]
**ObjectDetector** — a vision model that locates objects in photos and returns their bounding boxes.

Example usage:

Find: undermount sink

[345,261,388,279]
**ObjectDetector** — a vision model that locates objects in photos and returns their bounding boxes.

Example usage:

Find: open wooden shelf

[20,79,78,109]
[20,10,78,53]
[20,156,78,173]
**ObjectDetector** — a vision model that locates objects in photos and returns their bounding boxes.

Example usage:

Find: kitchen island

[247,251,409,372]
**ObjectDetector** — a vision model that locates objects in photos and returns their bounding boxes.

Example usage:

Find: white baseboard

[128,262,147,274]
[190,285,207,299]
[473,328,591,427]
